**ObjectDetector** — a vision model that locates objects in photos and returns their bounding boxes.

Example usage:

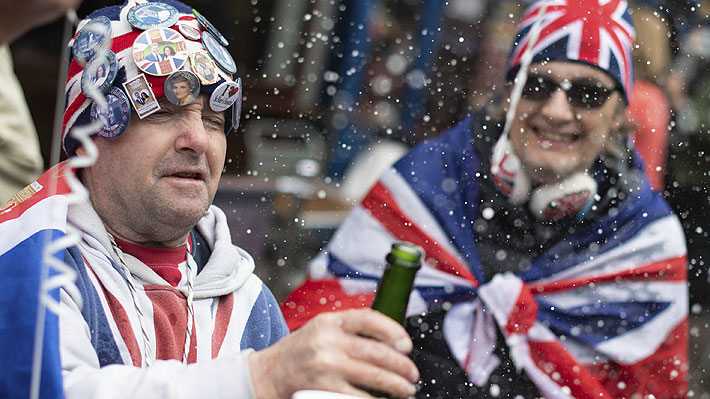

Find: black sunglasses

[521,75,621,109]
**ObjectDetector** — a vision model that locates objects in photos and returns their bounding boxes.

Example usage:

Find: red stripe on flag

[281,279,375,331]
[584,319,688,398]
[505,284,539,335]
[362,182,479,286]
[144,284,197,363]
[0,162,72,223]
[528,339,611,399]
[86,261,142,367]
[528,255,687,294]
[211,293,234,358]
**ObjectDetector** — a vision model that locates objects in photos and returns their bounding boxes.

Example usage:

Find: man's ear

[75,144,88,157]
[74,135,100,158]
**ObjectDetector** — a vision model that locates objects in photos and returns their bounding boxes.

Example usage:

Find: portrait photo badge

[189,50,219,85]
[72,16,112,65]
[132,27,188,76]
[90,86,131,139]
[122,73,161,119]
[80,50,118,99]
[164,71,200,106]
[127,2,179,30]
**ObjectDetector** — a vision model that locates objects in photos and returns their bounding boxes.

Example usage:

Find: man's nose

[175,116,210,155]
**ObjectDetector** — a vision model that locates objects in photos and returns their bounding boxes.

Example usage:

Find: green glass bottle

[365,242,423,398]
[371,241,424,324]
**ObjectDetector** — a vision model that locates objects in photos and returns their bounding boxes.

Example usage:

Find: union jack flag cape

[0,163,71,398]
[283,115,688,398]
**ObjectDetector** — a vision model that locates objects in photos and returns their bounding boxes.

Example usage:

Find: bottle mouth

[390,241,425,264]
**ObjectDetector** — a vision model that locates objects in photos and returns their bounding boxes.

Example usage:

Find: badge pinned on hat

[178,23,202,41]
[192,9,229,47]
[127,2,179,30]
[72,16,112,65]
[81,50,118,99]
[189,50,218,85]
[164,71,201,106]
[123,73,161,119]
[210,78,240,112]
[90,86,131,139]
[201,31,236,74]
[132,27,188,76]
[232,80,243,132]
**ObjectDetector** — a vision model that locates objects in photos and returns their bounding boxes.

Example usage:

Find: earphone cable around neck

[499,0,551,143]
[107,233,197,366]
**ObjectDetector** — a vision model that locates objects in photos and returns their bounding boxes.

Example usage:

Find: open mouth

[532,126,580,143]
[170,172,203,180]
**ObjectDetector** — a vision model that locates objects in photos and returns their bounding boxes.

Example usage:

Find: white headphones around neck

[490,133,597,221]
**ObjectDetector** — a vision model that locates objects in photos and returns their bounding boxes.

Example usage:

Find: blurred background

[8,0,710,394]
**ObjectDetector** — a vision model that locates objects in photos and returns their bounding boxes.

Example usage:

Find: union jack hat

[507,0,635,102]
[62,0,240,156]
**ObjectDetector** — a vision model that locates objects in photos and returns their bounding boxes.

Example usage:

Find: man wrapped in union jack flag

[283,0,689,398]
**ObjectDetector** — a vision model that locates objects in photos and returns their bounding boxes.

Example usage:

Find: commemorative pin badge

[72,16,112,65]
[209,78,240,112]
[127,2,179,30]
[178,23,202,41]
[192,9,229,47]
[122,73,161,119]
[90,86,131,139]
[132,27,187,76]
[189,50,219,85]
[81,50,118,99]
[164,71,201,106]
[201,31,236,74]
[231,78,243,131]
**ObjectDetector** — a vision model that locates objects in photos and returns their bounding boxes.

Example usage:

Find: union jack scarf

[283,116,688,398]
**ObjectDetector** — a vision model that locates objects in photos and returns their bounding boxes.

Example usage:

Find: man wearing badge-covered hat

[283,0,689,398]
[0,1,419,398]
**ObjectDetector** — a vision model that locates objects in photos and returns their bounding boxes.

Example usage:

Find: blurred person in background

[284,0,689,398]
[626,5,673,192]
[0,0,78,202]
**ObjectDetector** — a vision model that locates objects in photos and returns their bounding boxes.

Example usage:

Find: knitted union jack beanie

[62,0,240,156]
[506,0,635,102]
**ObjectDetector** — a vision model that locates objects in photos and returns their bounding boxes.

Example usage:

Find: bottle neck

[371,262,419,324]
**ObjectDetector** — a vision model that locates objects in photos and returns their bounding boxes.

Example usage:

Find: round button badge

[132,27,188,76]
[81,50,118,99]
[192,9,229,46]
[127,2,179,30]
[90,86,131,139]
[231,79,242,132]
[72,16,112,65]
[178,23,202,41]
[201,31,236,74]
[164,71,201,106]
[209,79,240,112]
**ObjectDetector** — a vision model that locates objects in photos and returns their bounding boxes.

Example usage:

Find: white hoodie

[59,199,288,398]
